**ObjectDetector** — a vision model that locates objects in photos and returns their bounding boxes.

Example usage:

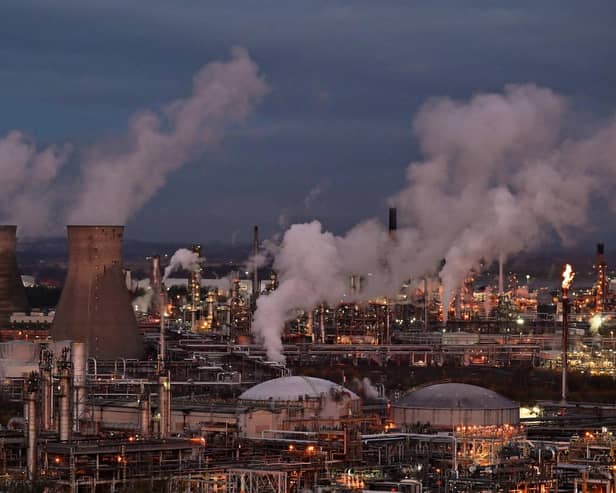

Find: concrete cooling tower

[50,226,143,359]
[0,226,29,325]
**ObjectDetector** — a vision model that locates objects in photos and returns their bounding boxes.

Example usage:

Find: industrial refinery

[0,216,613,493]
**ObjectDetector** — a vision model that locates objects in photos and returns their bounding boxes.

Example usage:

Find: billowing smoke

[252,83,616,361]
[0,48,268,235]
[163,248,201,281]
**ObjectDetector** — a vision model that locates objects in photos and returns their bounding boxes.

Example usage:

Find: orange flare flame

[562,264,575,290]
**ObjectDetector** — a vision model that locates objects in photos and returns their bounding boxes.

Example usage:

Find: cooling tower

[0,226,29,325]
[51,226,143,359]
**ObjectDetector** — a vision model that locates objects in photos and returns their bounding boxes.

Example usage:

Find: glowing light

[562,264,575,290]
[590,314,604,333]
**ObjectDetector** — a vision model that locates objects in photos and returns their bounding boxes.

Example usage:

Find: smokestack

[24,372,39,481]
[596,243,607,313]
[159,285,166,370]
[388,207,397,240]
[51,226,143,359]
[151,255,162,317]
[0,226,28,326]
[252,225,259,301]
[561,264,575,403]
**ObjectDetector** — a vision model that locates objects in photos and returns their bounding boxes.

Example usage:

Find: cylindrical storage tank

[50,226,143,359]
[0,226,29,325]
[392,383,519,430]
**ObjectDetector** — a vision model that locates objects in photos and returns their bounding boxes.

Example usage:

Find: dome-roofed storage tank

[50,226,142,359]
[393,382,519,430]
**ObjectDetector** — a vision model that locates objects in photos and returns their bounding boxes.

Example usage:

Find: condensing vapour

[163,249,201,281]
[252,84,616,361]
[0,48,268,235]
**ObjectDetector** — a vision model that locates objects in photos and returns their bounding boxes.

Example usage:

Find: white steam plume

[0,48,268,234]
[133,279,154,314]
[163,248,201,281]
[0,132,71,235]
[351,377,380,400]
[69,47,268,225]
[252,84,616,361]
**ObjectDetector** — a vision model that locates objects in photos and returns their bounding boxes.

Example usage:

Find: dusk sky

[2,1,616,244]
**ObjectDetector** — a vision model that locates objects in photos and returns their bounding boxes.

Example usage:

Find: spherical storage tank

[392,383,519,429]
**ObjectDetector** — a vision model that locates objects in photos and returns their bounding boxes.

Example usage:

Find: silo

[0,226,28,325]
[50,226,142,359]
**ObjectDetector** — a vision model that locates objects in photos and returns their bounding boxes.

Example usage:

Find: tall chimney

[151,255,162,317]
[561,264,575,403]
[252,226,259,300]
[159,285,166,370]
[51,226,142,359]
[0,226,28,325]
[388,207,397,241]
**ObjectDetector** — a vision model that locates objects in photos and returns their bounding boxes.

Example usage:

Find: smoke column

[0,48,268,234]
[252,83,616,361]
[163,248,201,281]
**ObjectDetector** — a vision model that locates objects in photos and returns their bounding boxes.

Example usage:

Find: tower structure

[50,226,142,359]
[190,244,202,332]
[0,226,28,325]
[596,243,607,313]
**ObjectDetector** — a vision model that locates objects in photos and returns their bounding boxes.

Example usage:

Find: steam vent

[51,226,143,359]
[0,226,29,325]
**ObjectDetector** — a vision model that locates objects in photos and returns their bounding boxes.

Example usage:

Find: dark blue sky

[3,1,616,243]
